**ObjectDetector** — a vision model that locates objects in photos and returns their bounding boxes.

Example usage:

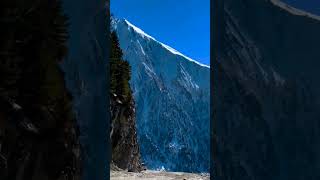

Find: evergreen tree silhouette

[110,30,132,102]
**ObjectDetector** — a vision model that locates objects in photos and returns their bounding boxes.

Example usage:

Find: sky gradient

[111,0,210,66]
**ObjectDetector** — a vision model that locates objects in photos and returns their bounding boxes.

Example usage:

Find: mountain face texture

[61,0,109,179]
[110,93,142,172]
[213,0,320,179]
[112,18,210,173]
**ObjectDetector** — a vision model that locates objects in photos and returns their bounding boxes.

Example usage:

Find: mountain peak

[123,19,156,41]
[113,18,210,68]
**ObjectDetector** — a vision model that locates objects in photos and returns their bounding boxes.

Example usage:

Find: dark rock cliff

[0,96,82,180]
[110,93,142,172]
[61,0,109,179]
[109,30,142,172]
[213,0,320,180]
[0,0,82,179]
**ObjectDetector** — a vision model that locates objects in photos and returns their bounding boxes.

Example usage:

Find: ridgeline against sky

[111,0,210,66]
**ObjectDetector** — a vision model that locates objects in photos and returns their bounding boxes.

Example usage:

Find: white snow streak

[124,19,210,69]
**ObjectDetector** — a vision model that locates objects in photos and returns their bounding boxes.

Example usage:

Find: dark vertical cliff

[110,31,142,172]
[213,0,320,180]
[110,93,142,172]
[0,0,82,179]
[61,0,109,179]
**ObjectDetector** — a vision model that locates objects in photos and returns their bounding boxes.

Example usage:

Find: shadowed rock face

[61,0,109,179]
[0,0,82,179]
[213,0,320,180]
[0,96,82,180]
[110,93,142,172]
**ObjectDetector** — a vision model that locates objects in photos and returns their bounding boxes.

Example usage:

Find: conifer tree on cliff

[109,28,142,172]
[110,30,132,102]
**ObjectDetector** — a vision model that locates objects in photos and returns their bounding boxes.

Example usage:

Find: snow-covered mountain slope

[112,18,210,173]
[213,0,320,179]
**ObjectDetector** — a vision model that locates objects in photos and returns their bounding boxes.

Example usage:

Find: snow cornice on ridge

[122,18,210,69]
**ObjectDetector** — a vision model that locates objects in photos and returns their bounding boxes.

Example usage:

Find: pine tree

[110,30,132,102]
[110,28,142,172]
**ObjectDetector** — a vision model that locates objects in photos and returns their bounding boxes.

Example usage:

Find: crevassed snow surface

[112,18,210,173]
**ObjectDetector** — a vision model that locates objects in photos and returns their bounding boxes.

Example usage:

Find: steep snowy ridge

[112,18,210,173]
[120,19,210,68]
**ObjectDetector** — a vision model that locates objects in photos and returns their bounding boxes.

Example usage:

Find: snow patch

[137,40,146,55]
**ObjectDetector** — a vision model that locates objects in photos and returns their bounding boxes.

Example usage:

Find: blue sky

[282,0,320,15]
[111,0,210,66]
